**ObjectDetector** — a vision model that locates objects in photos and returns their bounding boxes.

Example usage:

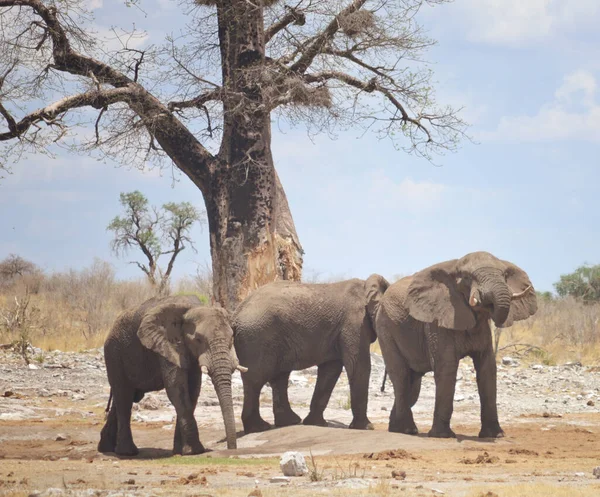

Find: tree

[0,254,36,281]
[107,191,203,294]
[0,0,466,310]
[554,264,600,304]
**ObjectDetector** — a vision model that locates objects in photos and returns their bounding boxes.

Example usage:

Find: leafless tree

[0,0,467,310]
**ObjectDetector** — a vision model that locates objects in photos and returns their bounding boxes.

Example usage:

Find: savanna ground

[1,263,600,496]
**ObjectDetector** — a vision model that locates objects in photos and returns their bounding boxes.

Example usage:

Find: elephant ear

[406,260,476,330]
[498,260,538,328]
[137,298,199,369]
[365,274,390,325]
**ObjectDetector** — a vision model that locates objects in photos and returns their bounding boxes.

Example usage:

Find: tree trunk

[126,1,304,311]
[202,0,303,311]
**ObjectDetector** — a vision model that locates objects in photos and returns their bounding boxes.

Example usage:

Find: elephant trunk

[476,270,512,326]
[207,342,237,450]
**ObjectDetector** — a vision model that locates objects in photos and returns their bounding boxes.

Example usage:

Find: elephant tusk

[469,295,480,307]
[512,285,532,299]
[201,365,209,375]
[236,365,248,373]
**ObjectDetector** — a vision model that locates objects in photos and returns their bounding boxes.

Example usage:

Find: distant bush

[554,264,600,303]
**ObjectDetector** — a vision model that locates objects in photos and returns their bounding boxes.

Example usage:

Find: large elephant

[232,275,389,434]
[98,295,247,456]
[375,251,536,439]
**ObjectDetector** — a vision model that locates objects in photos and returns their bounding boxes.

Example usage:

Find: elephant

[375,251,537,439]
[232,274,389,434]
[97,295,247,456]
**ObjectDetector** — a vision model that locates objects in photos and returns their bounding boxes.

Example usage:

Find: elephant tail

[104,389,113,420]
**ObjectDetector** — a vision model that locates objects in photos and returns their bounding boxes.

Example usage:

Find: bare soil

[1,348,599,496]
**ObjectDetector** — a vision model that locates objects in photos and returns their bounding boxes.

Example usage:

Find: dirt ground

[1,348,599,496]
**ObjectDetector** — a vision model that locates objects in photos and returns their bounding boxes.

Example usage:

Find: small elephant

[98,295,247,456]
[232,274,389,434]
[375,251,537,439]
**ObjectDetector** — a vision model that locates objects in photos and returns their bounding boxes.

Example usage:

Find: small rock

[587,400,595,407]
[502,357,517,366]
[454,394,465,402]
[55,434,67,441]
[269,476,291,484]
[577,395,583,401]
[3,390,14,397]
[27,363,39,370]
[391,470,406,480]
[593,466,600,478]
[574,472,585,477]
[248,490,263,497]
[125,479,135,484]
[280,451,308,477]
[532,365,544,371]
[432,489,445,495]
[381,406,388,411]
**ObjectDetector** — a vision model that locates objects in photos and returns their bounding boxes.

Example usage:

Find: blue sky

[1,0,599,292]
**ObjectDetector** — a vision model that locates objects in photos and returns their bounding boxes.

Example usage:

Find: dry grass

[0,258,211,352]
[499,297,600,365]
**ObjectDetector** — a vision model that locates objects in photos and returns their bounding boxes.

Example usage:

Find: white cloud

[85,0,104,9]
[367,170,447,213]
[438,0,600,46]
[481,70,600,143]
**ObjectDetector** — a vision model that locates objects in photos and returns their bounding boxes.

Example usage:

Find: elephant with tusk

[98,295,246,456]
[375,251,537,439]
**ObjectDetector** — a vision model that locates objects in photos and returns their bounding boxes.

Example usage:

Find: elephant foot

[97,437,116,454]
[175,443,206,456]
[274,410,302,428]
[479,425,505,439]
[349,417,374,430]
[303,412,328,427]
[427,426,456,439]
[243,417,272,434]
[115,441,139,457]
[389,419,418,435]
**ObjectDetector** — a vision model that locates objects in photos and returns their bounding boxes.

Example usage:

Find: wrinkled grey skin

[375,252,537,439]
[98,295,244,456]
[233,275,389,434]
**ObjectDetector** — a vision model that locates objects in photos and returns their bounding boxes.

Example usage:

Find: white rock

[574,472,585,477]
[532,365,544,371]
[270,476,291,483]
[28,363,39,370]
[502,357,516,366]
[280,451,308,476]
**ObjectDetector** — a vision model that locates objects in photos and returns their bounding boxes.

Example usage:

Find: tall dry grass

[0,258,211,352]
[498,296,600,365]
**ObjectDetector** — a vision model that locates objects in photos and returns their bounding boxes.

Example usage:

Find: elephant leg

[377,327,418,435]
[98,401,117,453]
[271,371,301,427]
[429,361,459,438]
[113,384,139,456]
[409,371,423,408]
[174,366,203,454]
[303,360,344,427]
[343,330,374,430]
[241,375,271,434]
[387,364,418,435]
[473,349,504,438]
[162,362,204,455]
